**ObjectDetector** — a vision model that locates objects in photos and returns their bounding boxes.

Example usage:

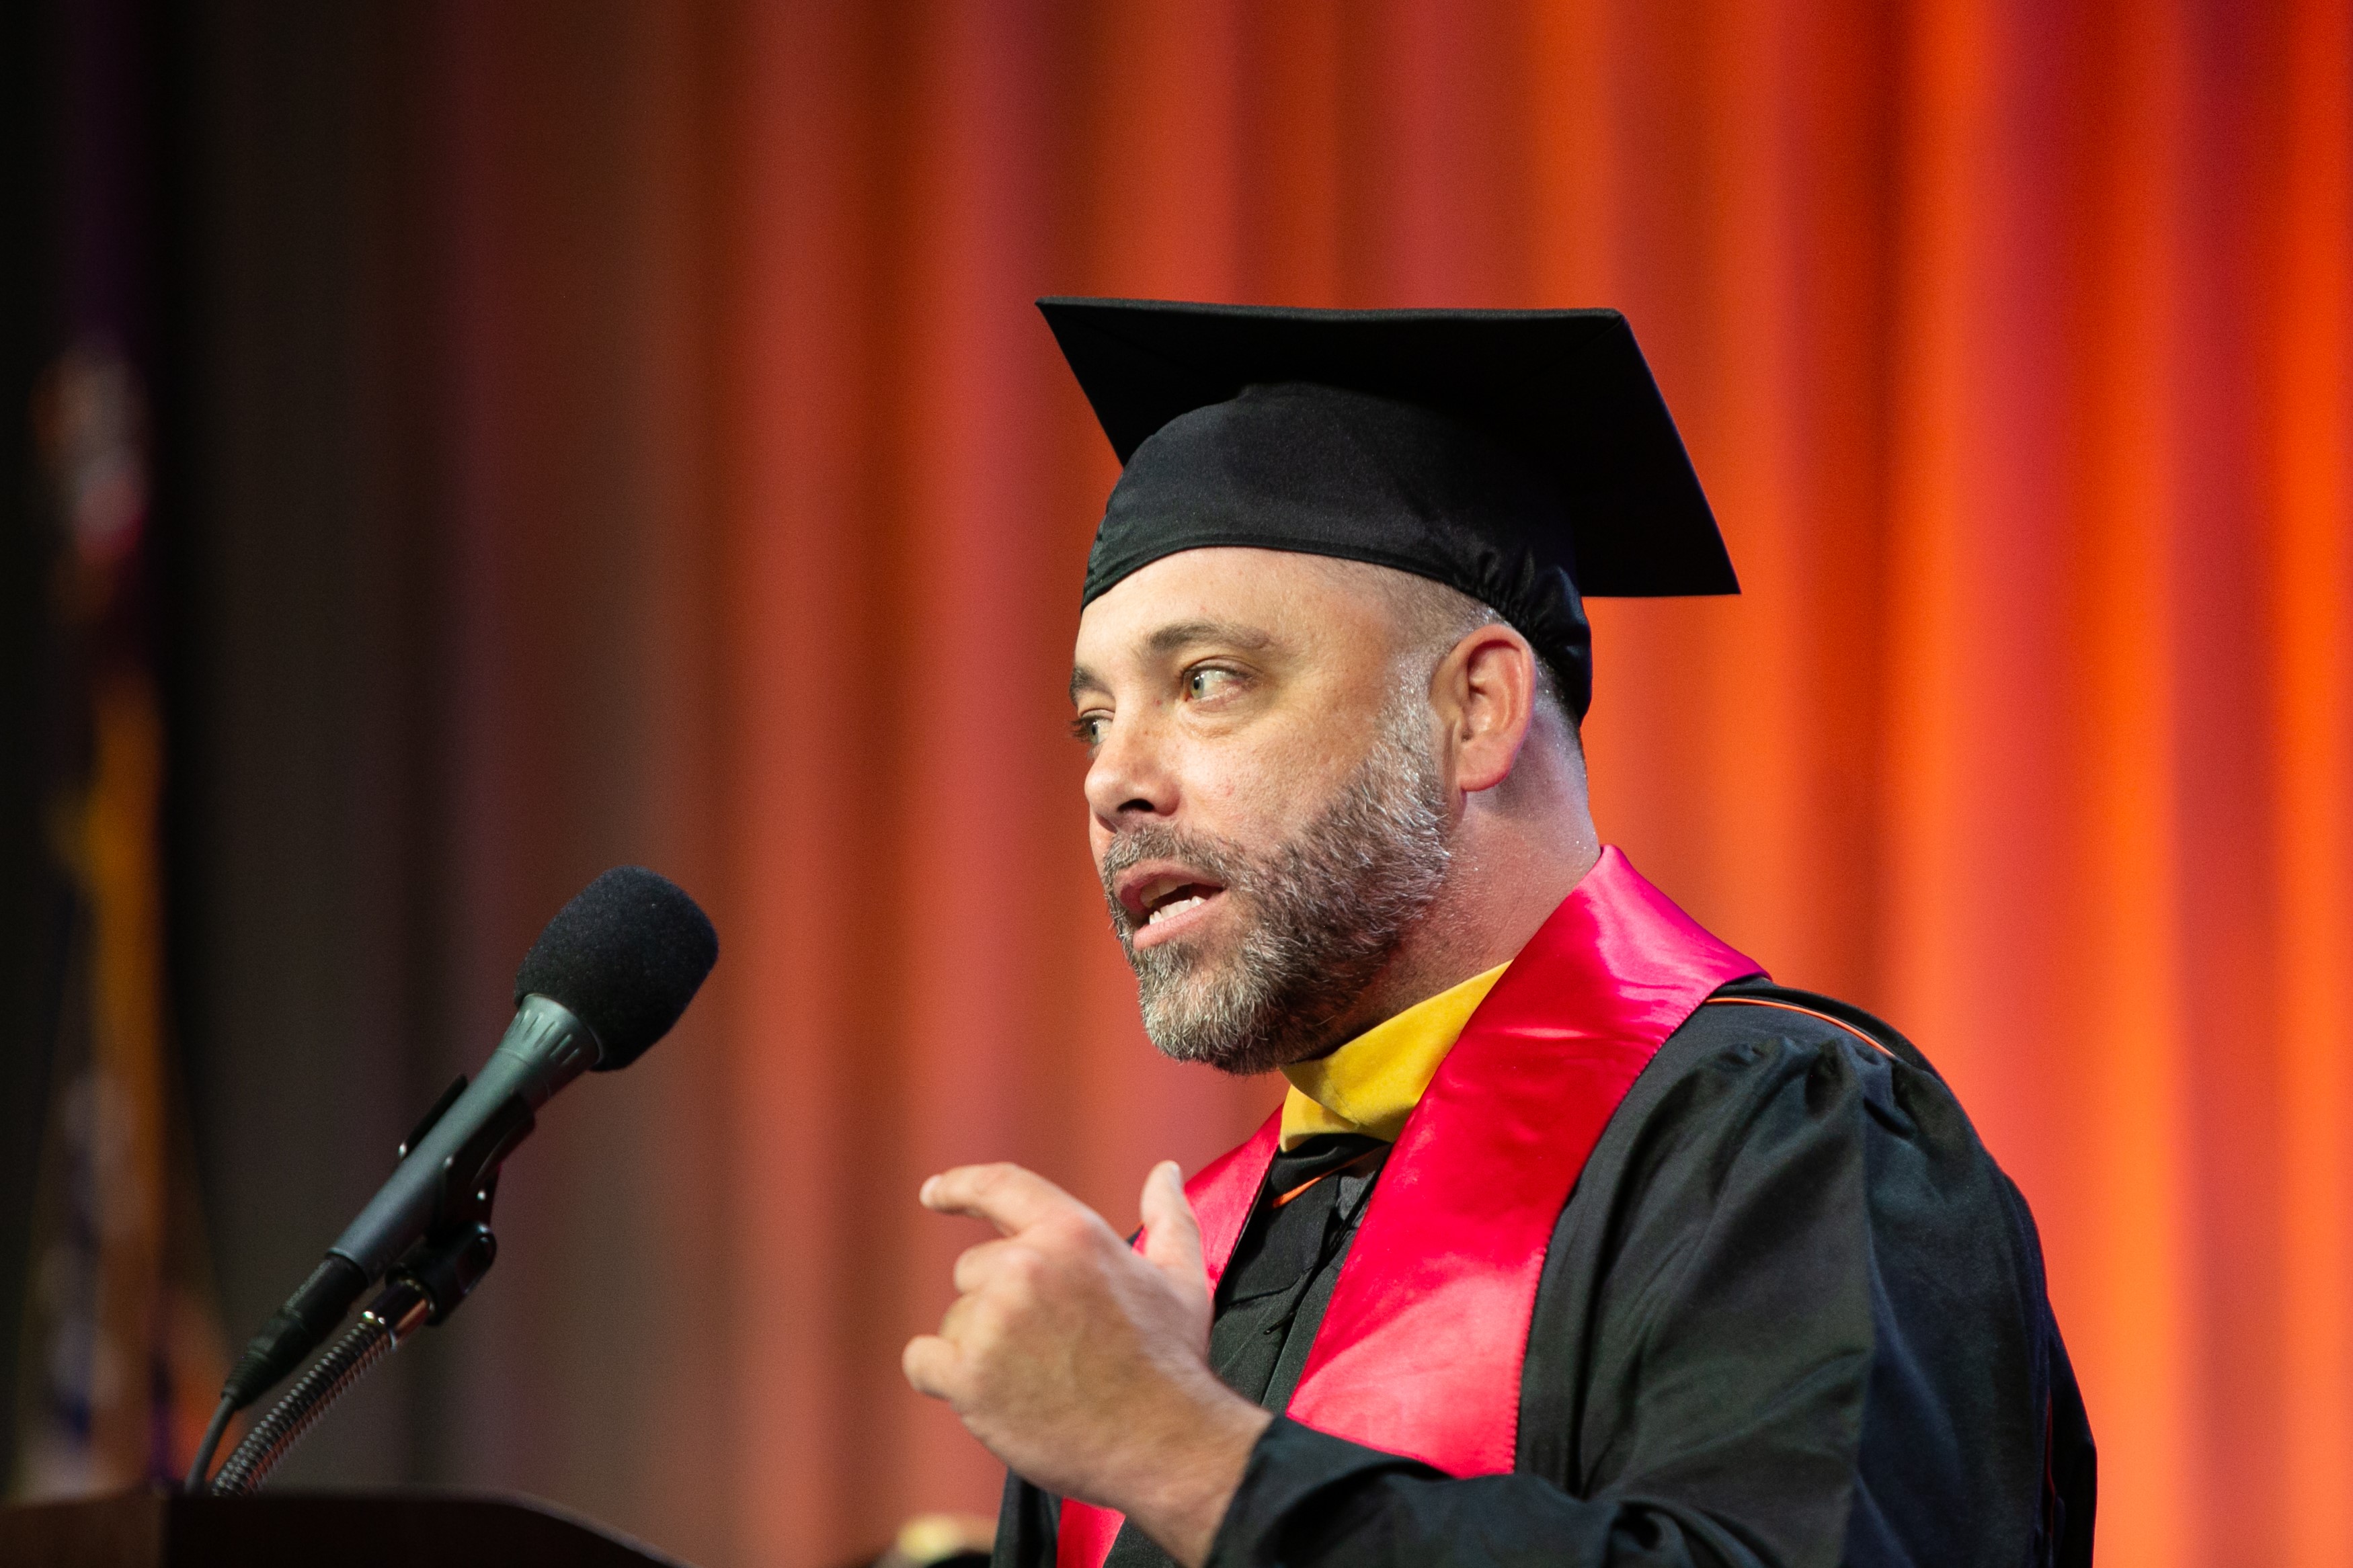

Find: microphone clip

[389,1075,504,1321]
[394,1178,500,1325]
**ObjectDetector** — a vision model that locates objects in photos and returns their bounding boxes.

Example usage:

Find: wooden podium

[0,1490,694,1568]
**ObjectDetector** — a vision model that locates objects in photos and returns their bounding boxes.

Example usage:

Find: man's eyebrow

[1068,620,1277,706]
[1143,618,1275,657]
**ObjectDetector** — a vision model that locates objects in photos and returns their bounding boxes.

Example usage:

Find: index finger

[920,1162,1088,1236]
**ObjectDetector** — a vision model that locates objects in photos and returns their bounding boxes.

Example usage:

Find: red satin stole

[1056,848,1762,1567]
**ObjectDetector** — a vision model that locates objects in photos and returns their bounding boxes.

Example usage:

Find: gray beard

[1097,704,1453,1076]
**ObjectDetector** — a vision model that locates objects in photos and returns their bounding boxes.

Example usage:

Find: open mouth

[1118,866,1230,943]
[1148,889,1213,925]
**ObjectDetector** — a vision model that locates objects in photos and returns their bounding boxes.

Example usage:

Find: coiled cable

[207,1280,428,1496]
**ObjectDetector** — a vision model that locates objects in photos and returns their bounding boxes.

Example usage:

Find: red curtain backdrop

[364,4,2350,1565]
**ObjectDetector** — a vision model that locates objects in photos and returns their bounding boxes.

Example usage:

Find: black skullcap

[1039,297,1737,718]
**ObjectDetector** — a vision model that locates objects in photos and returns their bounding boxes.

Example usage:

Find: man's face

[1070,548,1453,1075]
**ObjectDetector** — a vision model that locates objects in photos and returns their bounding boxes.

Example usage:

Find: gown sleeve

[1203,1016,2089,1568]
[993,1464,1062,1568]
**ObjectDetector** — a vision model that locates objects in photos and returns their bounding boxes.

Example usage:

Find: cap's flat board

[1038,296,1736,599]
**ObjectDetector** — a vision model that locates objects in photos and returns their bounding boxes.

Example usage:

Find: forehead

[1072,548,1404,672]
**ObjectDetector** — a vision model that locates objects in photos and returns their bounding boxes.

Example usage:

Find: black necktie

[1207,1132,1390,1406]
[1098,1133,1392,1568]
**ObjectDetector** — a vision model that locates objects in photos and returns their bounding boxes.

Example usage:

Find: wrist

[1117,1386,1271,1568]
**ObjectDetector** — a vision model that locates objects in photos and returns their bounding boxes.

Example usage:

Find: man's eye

[1185,667,1238,700]
[1071,712,1110,745]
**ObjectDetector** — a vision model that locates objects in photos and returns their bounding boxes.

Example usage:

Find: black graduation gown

[993,981,2097,1568]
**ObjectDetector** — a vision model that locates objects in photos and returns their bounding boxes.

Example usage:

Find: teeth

[1146,893,1207,927]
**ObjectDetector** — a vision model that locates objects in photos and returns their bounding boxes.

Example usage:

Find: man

[902,299,2095,1568]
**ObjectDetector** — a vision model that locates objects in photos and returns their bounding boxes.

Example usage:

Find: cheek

[1180,735,1334,843]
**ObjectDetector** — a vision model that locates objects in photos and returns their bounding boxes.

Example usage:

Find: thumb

[1138,1160,1205,1295]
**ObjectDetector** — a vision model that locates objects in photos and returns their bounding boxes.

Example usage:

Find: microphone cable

[207,1277,430,1495]
[184,1397,238,1493]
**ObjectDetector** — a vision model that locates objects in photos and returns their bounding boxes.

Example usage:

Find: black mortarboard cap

[1039,297,1736,718]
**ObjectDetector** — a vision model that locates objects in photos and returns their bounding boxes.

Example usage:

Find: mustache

[1096,823,1254,938]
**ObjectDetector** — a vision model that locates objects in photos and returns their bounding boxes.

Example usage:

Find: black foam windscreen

[514,866,719,1070]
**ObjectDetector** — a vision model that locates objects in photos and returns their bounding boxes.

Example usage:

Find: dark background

[3,0,458,1497]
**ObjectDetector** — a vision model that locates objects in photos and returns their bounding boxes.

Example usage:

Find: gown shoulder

[1516,975,2092,1565]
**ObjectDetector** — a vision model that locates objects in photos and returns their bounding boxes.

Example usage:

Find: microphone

[206,866,718,1423]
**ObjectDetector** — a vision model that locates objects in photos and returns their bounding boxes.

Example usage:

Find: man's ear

[1434,626,1538,794]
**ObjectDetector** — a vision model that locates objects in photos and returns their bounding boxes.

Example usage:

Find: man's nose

[1084,714,1179,825]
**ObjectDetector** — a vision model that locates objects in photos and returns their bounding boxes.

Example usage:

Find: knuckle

[1035,1214,1093,1250]
[901,1338,947,1395]
[994,1243,1047,1290]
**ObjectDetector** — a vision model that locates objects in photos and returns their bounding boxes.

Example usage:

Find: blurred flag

[9,343,227,1497]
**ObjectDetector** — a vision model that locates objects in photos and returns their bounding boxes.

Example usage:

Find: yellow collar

[1278,962,1511,1149]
